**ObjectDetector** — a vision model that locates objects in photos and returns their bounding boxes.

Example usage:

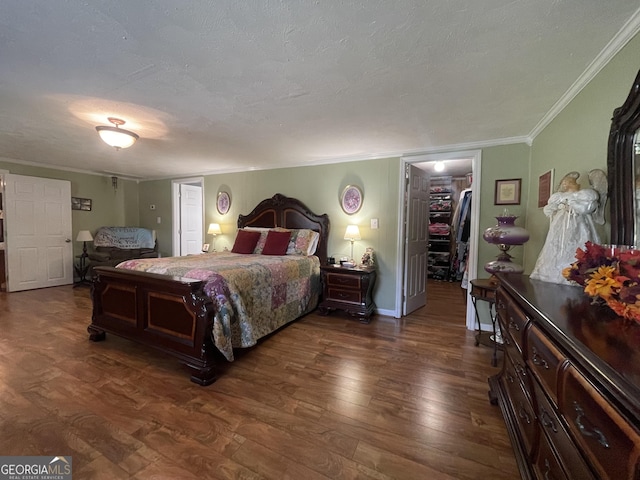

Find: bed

[88,194,330,385]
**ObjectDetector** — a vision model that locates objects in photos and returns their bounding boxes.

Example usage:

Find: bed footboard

[88,266,217,385]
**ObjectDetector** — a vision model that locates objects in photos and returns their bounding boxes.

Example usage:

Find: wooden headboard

[237,193,330,265]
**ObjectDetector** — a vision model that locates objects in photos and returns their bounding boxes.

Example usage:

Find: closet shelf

[428,176,453,280]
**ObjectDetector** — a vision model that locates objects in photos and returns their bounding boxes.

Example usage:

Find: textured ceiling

[0,1,639,180]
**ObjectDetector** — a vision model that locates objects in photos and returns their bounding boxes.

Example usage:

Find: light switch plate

[371,218,379,229]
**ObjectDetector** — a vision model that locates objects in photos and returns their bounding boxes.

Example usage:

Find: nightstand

[319,265,376,323]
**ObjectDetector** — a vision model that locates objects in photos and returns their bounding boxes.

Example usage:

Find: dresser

[318,265,376,323]
[491,274,640,480]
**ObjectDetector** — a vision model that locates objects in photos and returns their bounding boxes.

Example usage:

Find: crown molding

[529,7,640,140]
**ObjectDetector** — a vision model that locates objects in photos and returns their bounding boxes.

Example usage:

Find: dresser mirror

[608,68,640,246]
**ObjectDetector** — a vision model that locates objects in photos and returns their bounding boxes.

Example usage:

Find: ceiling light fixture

[95,117,139,150]
[434,161,445,172]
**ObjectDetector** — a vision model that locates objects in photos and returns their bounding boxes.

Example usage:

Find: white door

[179,183,203,255]
[403,164,430,315]
[5,174,73,291]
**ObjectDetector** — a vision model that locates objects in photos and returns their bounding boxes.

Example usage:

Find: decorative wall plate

[217,191,231,215]
[340,185,363,215]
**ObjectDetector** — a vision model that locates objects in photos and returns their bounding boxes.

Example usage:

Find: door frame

[171,177,204,257]
[396,149,481,330]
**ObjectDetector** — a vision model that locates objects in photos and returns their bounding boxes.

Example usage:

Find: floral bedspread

[117,253,321,361]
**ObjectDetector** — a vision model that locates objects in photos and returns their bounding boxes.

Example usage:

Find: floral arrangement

[563,242,640,322]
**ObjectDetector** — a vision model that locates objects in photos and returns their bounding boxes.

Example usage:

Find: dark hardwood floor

[0,279,518,479]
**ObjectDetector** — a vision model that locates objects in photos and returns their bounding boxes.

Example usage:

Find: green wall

[0,158,140,258]
[524,32,640,271]
[139,157,401,312]
[475,143,531,279]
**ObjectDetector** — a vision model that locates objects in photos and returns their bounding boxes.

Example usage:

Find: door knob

[65,238,71,242]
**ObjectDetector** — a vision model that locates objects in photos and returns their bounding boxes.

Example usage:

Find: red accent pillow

[231,229,261,254]
[261,230,291,255]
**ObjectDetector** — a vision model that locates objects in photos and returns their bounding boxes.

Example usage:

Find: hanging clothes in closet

[450,188,472,282]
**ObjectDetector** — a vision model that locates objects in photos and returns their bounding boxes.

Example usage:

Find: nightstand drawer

[327,288,361,304]
[326,273,361,289]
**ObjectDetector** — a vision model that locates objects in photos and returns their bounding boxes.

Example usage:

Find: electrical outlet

[371,218,379,229]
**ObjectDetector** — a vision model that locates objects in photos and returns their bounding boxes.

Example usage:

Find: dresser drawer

[527,324,567,406]
[532,378,595,480]
[326,287,361,304]
[326,273,361,289]
[503,353,537,454]
[503,339,529,394]
[497,288,530,354]
[560,364,640,480]
[532,426,569,480]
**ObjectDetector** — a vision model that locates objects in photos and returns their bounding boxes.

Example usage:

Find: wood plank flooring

[0,280,518,479]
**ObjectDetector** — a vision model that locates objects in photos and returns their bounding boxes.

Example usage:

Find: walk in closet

[428,173,472,282]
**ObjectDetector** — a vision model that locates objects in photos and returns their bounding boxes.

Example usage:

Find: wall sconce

[344,224,361,262]
[208,223,222,252]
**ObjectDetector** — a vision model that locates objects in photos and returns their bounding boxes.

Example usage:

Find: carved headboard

[237,193,330,265]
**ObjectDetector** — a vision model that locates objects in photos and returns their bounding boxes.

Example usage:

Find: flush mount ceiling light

[433,161,445,172]
[95,117,139,150]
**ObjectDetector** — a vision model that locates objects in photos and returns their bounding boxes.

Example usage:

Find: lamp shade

[76,230,93,242]
[95,117,139,149]
[344,224,361,241]
[208,223,222,235]
[482,215,529,245]
[483,214,529,275]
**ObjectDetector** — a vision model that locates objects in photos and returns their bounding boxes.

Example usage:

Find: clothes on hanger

[450,188,472,281]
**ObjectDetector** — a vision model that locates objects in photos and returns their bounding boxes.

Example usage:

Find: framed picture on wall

[216,191,231,215]
[71,197,92,211]
[494,179,521,205]
[340,184,363,215]
[538,170,554,208]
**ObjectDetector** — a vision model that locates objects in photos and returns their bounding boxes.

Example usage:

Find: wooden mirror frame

[608,68,640,245]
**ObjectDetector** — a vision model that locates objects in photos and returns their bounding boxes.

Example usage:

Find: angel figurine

[530,169,607,284]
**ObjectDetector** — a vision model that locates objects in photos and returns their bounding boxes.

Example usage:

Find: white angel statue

[530,169,607,284]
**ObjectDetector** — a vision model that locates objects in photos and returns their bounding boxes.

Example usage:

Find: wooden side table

[469,278,500,366]
[319,265,376,323]
[74,254,91,287]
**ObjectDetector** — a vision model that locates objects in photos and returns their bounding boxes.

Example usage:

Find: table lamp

[76,230,93,258]
[344,224,361,262]
[483,211,529,281]
[207,223,222,251]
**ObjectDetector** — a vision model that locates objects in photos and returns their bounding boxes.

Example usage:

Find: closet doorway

[398,150,481,330]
